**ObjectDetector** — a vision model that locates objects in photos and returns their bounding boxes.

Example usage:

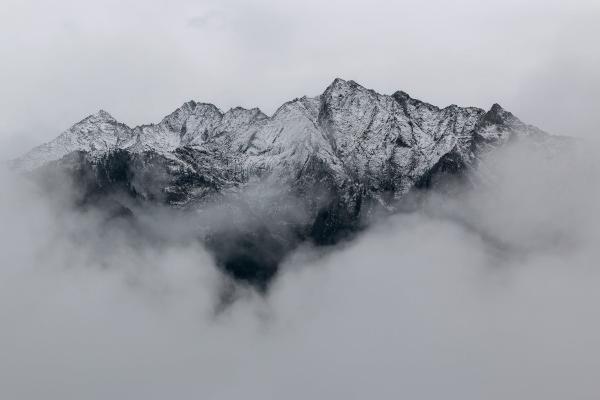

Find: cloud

[0,137,599,399]
[187,11,224,30]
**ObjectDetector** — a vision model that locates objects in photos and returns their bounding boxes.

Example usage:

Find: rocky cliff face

[12,79,564,288]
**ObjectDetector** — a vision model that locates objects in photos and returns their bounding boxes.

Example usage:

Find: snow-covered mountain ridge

[14,78,561,205]
[11,78,568,287]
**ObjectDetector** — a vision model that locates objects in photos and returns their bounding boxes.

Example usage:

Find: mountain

[12,78,566,288]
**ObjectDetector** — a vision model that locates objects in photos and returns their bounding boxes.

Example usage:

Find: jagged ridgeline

[13,79,564,289]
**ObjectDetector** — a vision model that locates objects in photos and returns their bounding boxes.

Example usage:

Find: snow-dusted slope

[14,78,557,203]
[13,110,132,170]
[12,78,568,286]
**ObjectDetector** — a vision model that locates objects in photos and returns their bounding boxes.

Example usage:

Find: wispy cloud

[0,138,599,398]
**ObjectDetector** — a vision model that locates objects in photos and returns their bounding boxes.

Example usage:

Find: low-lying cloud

[1,138,599,399]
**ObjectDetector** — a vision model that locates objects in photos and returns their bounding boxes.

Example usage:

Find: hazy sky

[1,0,599,158]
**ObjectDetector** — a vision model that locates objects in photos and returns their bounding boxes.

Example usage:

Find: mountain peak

[392,90,411,102]
[75,110,118,126]
[490,103,505,113]
[94,109,115,121]
[330,77,348,86]
[324,78,364,94]
[482,103,515,125]
[181,100,197,109]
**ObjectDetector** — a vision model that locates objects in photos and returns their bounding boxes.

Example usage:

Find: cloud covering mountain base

[1,139,600,399]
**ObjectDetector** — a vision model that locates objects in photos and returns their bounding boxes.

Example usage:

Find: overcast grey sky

[1,0,599,158]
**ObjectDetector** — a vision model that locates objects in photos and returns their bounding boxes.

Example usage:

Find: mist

[0,135,599,399]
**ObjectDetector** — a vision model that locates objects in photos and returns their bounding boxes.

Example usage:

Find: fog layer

[1,139,599,399]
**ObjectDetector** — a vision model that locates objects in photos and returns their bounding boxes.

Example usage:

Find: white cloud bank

[0,139,599,399]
